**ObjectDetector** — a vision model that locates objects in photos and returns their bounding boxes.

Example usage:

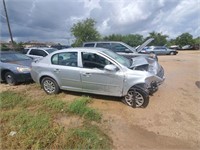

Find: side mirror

[104,64,118,72]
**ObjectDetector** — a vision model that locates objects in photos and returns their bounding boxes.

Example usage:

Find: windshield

[0,53,31,62]
[46,48,57,54]
[102,49,131,67]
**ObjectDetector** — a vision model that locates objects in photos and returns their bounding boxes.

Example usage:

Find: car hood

[129,56,164,79]
[136,38,154,52]
[130,56,148,68]
[6,60,32,67]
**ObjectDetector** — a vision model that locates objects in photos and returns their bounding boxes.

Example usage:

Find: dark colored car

[51,45,71,50]
[0,51,32,85]
[139,46,178,55]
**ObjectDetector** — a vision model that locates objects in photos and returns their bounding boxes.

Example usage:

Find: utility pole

[3,0,14,48]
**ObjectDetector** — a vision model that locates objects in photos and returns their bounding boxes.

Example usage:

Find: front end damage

[129,56,165,94]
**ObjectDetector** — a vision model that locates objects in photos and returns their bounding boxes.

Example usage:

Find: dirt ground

[1,51,200,150]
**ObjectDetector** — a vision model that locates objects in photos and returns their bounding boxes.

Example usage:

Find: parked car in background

[83,38,156,59]
[50,44,71,50]
[139,46,178,55]
[31,47,164,108]
[0,51,32,85]
[23,47,57,59]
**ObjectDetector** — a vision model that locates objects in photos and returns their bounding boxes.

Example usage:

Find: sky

[0,0,200,44]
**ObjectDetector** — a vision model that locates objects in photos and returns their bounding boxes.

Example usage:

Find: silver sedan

[31,48,164,108]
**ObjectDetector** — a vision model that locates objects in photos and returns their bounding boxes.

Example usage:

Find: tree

[71,18,100,47]
[145,31,168,46]
[194,36,200,45]
[175,33,194,47]
[103,34,143,47]
[123,34,144,47]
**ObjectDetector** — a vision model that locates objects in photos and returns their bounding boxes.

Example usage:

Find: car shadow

[62,90,122,103]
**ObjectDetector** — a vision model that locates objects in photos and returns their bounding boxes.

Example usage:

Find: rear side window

[96,43,110,49]
[29,49,47,57]
[83,43,95,47]
[51,52,78,67]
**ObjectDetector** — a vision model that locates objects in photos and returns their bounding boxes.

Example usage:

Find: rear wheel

[122,87,149,108]
[4,72,17,85]
[41,77,60,94]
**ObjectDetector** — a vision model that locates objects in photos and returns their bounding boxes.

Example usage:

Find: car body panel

[31,48,164,97]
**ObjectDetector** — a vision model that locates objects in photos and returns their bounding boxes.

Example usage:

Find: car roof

[51,47,108,54]
[27,47,54,50]
[83,41,125,44]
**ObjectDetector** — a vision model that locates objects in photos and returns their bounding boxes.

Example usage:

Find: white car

[23,47,57,59]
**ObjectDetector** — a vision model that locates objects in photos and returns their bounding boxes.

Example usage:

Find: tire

[122,87,149,108]
[4,72,17,85]
[170,51,175,55]
[41,77,60,94]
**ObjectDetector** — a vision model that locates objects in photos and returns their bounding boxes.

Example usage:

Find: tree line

[71,18,200,48]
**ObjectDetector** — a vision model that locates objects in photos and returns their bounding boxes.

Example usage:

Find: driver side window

[82,52,112,69]
[51,52,77,67]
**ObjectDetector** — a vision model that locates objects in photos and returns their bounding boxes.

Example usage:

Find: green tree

[0,43,9,51]
[193,36,200,45]
[175,33,194,47]
[71,18,100,47]
[123,34,144,47]
[145,31,168,46]
[103,34,143,47]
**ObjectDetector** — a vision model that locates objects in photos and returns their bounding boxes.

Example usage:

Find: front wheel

[4,72,17,85]
[41,77,60,94]
[122,87,149,108]
[170,51,175,55]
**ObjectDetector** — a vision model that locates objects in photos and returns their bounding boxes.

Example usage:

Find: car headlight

[17,67,31,72]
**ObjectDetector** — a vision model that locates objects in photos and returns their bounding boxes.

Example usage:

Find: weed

[66,124,112,149]
[1,110,62,149]
[43,97,67,113]
[68,96,102,122]
[0,91,25,109]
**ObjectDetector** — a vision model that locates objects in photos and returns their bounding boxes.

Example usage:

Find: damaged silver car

[31,48,164,108]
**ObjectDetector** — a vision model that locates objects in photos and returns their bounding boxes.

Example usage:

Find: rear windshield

[83,43,95,47]
[46,48,57,54]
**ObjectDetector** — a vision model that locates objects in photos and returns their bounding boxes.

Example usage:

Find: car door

[51,52,82,92]
[80,52,124,96]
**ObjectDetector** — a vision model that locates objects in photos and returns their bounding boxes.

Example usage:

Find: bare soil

[1,51,200,150]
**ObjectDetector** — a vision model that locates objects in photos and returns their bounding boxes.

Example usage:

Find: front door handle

[82,72,91,77]
[54,69,60,73]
